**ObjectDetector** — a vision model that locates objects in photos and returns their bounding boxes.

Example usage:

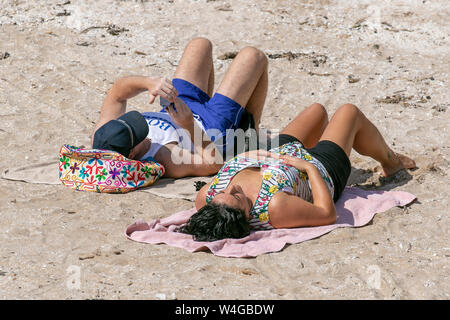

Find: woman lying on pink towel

[179,103,416,241]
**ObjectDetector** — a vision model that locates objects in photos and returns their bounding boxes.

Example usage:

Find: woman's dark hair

[177,203,250,242]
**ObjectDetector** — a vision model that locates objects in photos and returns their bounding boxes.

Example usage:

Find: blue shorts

[160,78,246,155]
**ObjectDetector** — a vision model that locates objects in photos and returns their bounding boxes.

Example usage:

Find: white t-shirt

[139,112,207,159]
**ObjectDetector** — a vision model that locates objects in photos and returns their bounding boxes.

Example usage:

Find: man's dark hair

[178,203,250,242]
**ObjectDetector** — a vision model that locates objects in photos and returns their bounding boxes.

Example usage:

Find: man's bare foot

[381,153,416,177]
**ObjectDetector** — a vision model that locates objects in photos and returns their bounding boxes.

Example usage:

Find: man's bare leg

[173,37,214,97]
[215,46,268,128]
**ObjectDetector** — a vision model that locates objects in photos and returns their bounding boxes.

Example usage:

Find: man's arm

[165,97,223,170]
[154,143,223,178]
[180,119,222,166]
[91,76,177,145]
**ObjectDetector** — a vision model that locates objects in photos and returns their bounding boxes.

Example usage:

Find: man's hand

[165,98,220,167]
[166,97,194,129]
[148,77,178,104]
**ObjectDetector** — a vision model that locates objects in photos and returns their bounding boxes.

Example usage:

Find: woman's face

[211,184,252,218]
[128,138,151,159]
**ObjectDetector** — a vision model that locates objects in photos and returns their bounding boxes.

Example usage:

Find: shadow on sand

[347,166,415,191]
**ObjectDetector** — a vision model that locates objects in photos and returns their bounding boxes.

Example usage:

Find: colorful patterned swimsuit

[206,141,335,230]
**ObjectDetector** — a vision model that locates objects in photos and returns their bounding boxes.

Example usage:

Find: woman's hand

[166,97,194,129]
[147,77,178,104]
[279,155,314,173]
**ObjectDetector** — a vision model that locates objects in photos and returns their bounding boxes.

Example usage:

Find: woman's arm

[268,157,336,228]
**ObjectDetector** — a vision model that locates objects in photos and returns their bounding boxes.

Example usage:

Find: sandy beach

[0,0,449,299]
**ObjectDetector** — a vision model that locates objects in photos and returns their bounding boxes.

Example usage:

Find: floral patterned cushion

[58,145,165,193]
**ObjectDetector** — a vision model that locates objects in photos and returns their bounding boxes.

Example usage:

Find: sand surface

[0,0,449,299]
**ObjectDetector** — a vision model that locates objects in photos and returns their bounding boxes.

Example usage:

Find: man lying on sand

[92,38,268,178]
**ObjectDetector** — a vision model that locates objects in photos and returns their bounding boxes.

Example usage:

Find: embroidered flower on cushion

[95,168,107,181]
[70,162,80,174]
[127,180,145,188]
[109,168,120,179]
[78,167,89,179]
[121,165,134,177]
[140,166,157,178]
[59,156,70,170]
[88,157,104,166]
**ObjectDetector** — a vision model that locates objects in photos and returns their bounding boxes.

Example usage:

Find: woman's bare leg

[173,37,214,97]
[280,103,329,148]
[319,104,416,176]
[215,46,268,128]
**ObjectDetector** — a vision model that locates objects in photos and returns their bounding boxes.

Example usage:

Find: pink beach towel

[125,187,416,258]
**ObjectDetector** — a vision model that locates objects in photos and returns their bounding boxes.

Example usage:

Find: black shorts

[271,134,351,202]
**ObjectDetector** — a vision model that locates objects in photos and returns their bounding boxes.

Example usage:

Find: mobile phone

[160,97,174,110]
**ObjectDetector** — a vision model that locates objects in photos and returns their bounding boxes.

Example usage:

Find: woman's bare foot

[381,153,416,177]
